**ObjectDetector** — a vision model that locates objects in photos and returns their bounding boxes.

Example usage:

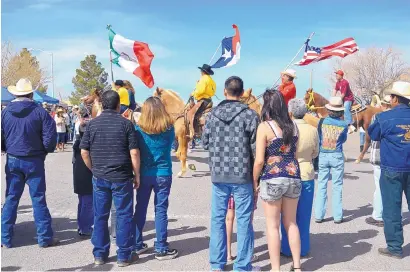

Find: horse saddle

[350,103,366,114]
[187,100,213,138]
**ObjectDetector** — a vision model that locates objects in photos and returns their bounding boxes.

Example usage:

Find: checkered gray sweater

[202,100,260,184]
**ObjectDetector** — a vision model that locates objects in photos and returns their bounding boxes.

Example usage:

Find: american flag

[295,37,359,66]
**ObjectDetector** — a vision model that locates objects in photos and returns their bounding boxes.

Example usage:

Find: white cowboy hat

[381,95,391,105]
[281,69,297,79]
[384,81,410,100]
[8,78,34,96]
[325,96,345,111]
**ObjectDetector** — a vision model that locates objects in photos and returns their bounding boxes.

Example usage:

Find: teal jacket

[135,125,175,176]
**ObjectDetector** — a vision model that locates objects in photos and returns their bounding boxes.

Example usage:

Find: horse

[153,87,190,177]
[304,89,382,163]
[240,88,262,116]
[82,89,136,124]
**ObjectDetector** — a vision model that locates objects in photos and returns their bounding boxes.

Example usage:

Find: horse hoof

[177,171,186,178]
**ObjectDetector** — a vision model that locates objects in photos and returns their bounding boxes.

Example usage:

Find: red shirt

[335,79,354,102]
[279,81,296,106]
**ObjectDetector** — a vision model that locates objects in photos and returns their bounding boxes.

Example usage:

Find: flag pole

[271,32,315,88]
[208,38,224,65]
[107,24,115,82]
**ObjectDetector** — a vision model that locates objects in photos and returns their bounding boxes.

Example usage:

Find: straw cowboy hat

[8,78,34,96]
[381,95,391,105]
[56,108,64,113]
[325,96,345,111]
[385,81,410,100]
[281,69,297,79]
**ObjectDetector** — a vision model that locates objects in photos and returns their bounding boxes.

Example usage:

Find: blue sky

[2,0,410,103]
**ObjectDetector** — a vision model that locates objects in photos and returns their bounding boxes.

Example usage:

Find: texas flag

[211,25,241,68]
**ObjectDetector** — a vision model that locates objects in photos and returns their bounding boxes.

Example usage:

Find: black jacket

[73,136,93,195]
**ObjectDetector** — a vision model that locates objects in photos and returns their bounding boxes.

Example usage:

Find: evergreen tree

[70,55,108,105]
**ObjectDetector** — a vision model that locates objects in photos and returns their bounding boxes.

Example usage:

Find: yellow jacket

[192,74,216,101]
[112,84,130,106]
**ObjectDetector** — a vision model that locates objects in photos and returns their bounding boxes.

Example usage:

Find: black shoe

[94,257,106,265]
[365,217,384,227]
[378,248,402,259]
[134,243,149,255]
[117,252,139,267]
[39,238,60,248]
[155,249,178,261]
[334,219,343,224]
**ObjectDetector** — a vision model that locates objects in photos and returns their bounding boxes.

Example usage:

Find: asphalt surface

[1,133,410,271]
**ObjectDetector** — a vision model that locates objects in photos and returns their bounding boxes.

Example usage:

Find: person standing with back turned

[80,90,140,267]
[202,76,260,272]
[1,78,58,248]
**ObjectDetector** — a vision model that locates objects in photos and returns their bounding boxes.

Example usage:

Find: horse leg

[177,134,188,178]
[356,122,371,163]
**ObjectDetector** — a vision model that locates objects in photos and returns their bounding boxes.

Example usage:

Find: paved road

[1,133,410,271]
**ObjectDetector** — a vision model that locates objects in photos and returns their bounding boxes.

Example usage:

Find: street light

[27,48,55,98]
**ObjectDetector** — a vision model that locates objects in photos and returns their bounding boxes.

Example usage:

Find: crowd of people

[1,71,410,271]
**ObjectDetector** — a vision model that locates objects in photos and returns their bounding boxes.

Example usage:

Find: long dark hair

[261,88,294,145]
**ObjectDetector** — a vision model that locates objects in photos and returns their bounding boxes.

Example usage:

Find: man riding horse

[279,69,297,106]
[333,70,356,134]
[190,64,216,138]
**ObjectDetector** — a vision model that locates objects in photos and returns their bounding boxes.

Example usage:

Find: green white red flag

[108,27,155,88]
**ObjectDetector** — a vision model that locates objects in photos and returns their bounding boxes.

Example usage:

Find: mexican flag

[109,28,155,88]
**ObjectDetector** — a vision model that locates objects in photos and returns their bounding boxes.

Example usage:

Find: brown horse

[240,88,262,116]
[304,89,382,163]
[153,87,190,177]
[81,89,103,118]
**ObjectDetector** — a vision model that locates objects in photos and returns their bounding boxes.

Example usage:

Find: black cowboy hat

[198,64,214,75]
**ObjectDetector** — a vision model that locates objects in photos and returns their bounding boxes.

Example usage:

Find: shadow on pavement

[1,266,21,271]
[144,225,207,242]
[48,263,115,271]
[17,205,32,215]
[10,217,80,248]
[343,204,373,222]
[257,229,378,271]
[192,171,211,178]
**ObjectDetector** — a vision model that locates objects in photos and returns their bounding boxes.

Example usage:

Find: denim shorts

[260,177,302,202]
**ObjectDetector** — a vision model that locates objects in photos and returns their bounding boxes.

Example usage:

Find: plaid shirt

[369,115,380,165]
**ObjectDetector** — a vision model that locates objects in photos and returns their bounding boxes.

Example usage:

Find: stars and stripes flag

[295,37,359,66]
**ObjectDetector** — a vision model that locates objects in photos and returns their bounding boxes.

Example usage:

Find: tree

[330,47,410,103]
[70,55,108,105]
[1,44,50,93]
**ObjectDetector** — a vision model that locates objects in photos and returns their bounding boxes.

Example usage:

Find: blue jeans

[379,170,410,255]
[315,152,345,221]
[344,101,353,125]
[372,165,383,221]
[92,177,134,261]
[77,194,93,234]
[134,176,172,253]
[1,155,53,247]
[281,180,314,257]
[120,105,128,114]
[210,183,254,271]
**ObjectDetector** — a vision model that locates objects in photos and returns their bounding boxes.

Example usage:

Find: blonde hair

[138,97,173,134]
[123,80,135,94]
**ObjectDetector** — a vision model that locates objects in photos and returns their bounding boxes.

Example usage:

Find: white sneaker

[348,125,356,134]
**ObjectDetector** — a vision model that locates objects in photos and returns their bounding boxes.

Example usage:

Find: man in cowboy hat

[332,70,356,133]
[366,95,392,228]
[314,96,348,224]
[368,81,410,259]
[279,69,297,106]
[1,78,58,248]
[191,64,216,136]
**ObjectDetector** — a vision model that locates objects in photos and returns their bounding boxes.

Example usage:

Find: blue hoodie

[1,100,57,157]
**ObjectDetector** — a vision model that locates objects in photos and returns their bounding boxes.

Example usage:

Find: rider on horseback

[191,64,216,135]
[112,80,130,114]
[279,69,297,106]
[333,70,356,134]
